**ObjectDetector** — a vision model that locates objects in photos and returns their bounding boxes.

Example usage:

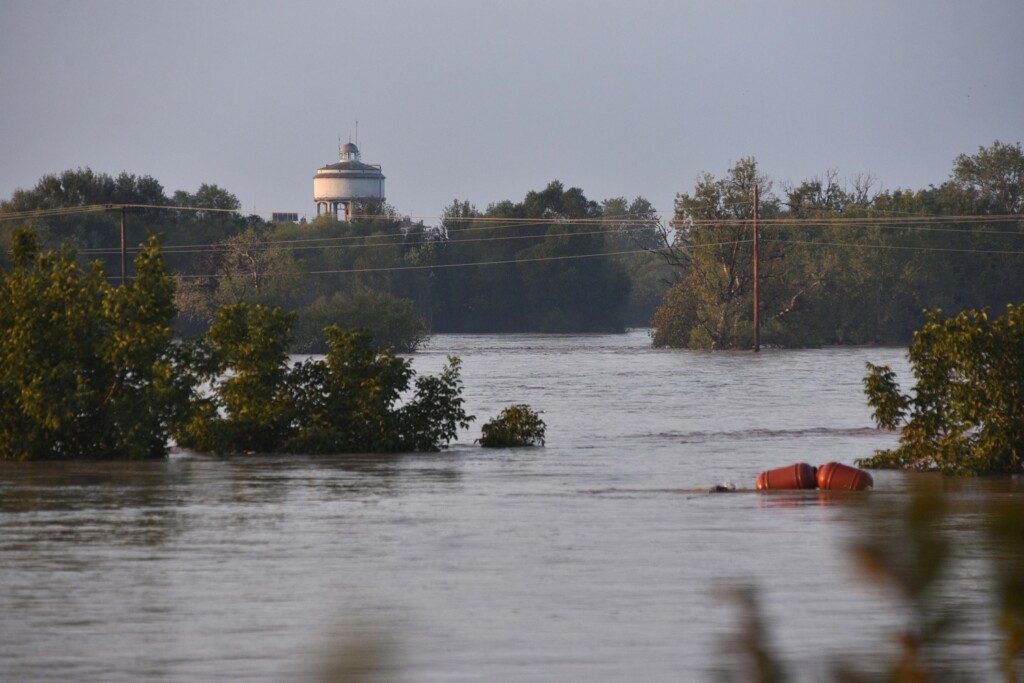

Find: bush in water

[0,229,197,460]
[175,305,473,454]
[0,229,471,459]
[860,303,1024,475]
[478,404,546,448]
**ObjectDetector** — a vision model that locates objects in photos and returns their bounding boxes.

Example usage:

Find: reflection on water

[0,331,1019,681]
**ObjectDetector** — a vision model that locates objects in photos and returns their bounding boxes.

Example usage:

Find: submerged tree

[655,156,782,348]
[176,303,298,454]
[861,304,1024,475]
[175,303,473,455]
[0,226,472,459]
[0,229,196,459]
[477,404,546,448]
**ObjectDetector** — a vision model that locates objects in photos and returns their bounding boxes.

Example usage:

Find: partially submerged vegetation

[477,404,546,448]
[177,306,472,455]
[0,229,472,459]
[2,143,1022,461]
[861,303,1024,475]
[652,141,1024,349]
[0,230,194,460]
[2,141,1019,349]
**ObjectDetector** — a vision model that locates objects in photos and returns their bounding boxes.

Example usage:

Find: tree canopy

[5,141,1021,348]
[0,230,195,459]
[861,304,1024,475]
[650,141,1024,349]
[0,231,474,459]
[175,306,474,455]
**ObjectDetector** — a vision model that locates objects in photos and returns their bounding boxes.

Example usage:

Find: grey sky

[2,0,1021,221]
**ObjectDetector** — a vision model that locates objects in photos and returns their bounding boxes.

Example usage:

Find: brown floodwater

[1,331,1020,681]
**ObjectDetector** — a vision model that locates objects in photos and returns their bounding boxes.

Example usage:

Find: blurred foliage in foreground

[717,483,1024,682]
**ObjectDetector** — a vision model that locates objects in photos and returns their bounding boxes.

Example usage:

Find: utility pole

[120,206,127,286]
[752,185,760,352]
[105,204,128,285]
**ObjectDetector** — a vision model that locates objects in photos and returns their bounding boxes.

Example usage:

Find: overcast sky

[2,0,1021,221]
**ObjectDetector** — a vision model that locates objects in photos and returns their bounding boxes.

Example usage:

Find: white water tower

[313,141,386,221]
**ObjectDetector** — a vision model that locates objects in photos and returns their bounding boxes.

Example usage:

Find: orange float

[816,462,873,491]
[755,463,818,490]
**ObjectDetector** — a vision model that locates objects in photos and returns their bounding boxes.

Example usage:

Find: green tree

[284,327,411,453]
[165,183,249,268]
[176,303,297,454]
[172,182,241,216]
[478,404,546,448]
[486,181,631,331]
[293,290,428,354]
[425,182,633,333]
[398,355,474,452]
[0,230,194,459]
[176,305,472,455]
[651,158,786,348]
[517,224,631,332]
[861,304,1024,475]
[284,327,473,454]
[950,140,1024,215]
[175,224,303,328]
[601,196,672,326]
[0,170,258,291]
[601,196,665,250]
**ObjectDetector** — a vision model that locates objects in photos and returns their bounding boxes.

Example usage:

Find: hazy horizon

[2,0,1021,221]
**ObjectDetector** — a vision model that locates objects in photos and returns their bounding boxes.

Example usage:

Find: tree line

[651,140,1024,349]
[2,141,1021,350]
[0,174,670,349]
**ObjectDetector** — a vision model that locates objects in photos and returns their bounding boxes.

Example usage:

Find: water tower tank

[313,142,386,221]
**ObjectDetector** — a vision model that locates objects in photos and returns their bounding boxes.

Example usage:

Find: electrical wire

[3,203,1021,282]
[61,212,1024,259]
[173,247,664,280]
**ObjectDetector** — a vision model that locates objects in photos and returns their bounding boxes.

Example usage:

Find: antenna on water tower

[314,121,386,221]
[355,120,359,146]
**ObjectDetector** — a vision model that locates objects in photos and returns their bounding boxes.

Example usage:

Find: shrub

[0,230,196,460]
[860,304,1024,475]
[175,308,473,455]
[478,404,546,448]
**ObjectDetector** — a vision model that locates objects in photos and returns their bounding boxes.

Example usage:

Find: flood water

[1,330,1020,681]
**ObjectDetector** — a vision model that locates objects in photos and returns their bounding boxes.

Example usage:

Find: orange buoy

[817,462,873,491]
[755,463,818,490]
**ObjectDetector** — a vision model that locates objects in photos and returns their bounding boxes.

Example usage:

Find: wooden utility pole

[752,185,760,352]
[120,206,127,286]
[105,204,129,285]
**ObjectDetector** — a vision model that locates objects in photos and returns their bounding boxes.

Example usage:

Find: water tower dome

[313,140,386,221]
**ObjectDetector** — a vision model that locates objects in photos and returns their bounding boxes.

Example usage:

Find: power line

[4,203,1022,280]
[762,237,1024,256]
[169,235,1024,281]
[0,202,259,223]
[4,201,1020,227]
[80,224,640,257]
[63,212,1023,259]
[174,247,660,280]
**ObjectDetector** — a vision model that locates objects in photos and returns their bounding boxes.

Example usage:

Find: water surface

[0,331,1015,680]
